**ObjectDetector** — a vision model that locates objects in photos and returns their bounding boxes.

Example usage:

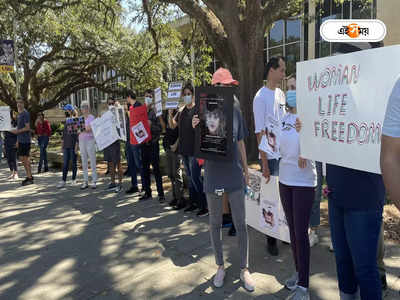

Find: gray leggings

[206,189,249,269]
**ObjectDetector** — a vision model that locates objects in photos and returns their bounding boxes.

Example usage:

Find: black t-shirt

[178,106,196,156]
[162,110,179,150]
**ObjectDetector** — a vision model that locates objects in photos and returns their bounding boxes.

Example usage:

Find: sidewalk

[0,163,399,300]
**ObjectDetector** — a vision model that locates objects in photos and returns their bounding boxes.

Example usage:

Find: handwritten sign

[297,45,400,174]
[91,111,119,151]
[0,106,11,130]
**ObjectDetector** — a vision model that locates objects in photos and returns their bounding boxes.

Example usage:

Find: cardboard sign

[0,106,11,130]
[130,105,151,145]
[91,111,119,151]
[297,45,400,174]
[245,170,290,243]
[154,87,163,117]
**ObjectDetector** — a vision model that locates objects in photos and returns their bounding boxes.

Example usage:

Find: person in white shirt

[253,56,286,256]
[279,90,316,300]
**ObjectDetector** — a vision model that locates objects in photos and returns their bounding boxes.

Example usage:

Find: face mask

[145,97,152,106]
[286,90,296,108]
[183,95,192,104]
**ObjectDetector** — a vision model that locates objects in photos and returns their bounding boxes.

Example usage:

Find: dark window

[269,20,284,47]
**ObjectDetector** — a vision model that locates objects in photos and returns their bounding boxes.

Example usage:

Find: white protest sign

[297,45,400,174]
[245,170,290,243]
[90,111,119,151]
[168,81,183,91]
[165,101,179,109]
[167,91,181,99]
[116,106,127,141]
[154,87,163,117]
[0,106,11,131]
[131,121,149,144]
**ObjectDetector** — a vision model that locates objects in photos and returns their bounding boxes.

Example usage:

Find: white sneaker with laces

[90,182,96,189]
[213,267,225,288]
[80,182,88,190]
[309,230,319,247]
[71,179,77,185]
[57,181,66,188]
[240,269,255,292]
[285,272,298,291]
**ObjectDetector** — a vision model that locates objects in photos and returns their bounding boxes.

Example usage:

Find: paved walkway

[0,163,399,300]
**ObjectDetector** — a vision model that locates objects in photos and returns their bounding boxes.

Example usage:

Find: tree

[134,0,372,160]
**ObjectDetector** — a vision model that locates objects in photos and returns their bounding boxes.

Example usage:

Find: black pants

[5,146,17,172]
[141,141,164,198]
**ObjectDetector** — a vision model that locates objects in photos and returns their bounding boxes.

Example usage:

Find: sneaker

[80,182,89,190]
[169,199,178,207]
[286,286,310,300]
[90,182,96,189]
[21,177,34,186]
[57,181,66,188]
[285,272,298,291]
[309,230,319,247]
[184,205,197,212]
[158,196,165,203]
[139,193,152,201]
[107,183,117,190]
[126,186,139,194]
[71,179,77,185]
[197,208,209,217]
[174,203,186,210]
[240,269,255,292]
[329,243,334,252]
[114,184,122,193]
[213,267,225,288]
[44,168,49,172]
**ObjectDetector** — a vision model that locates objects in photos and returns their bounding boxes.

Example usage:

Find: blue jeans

[62,148,77,181]
[182,156,207,209]
[310,161,323,227]
[38,136,49,171]
[128,144,145,189]
[329,201,382,300]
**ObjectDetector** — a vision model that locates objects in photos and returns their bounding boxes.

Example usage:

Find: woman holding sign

[278,90,316,300]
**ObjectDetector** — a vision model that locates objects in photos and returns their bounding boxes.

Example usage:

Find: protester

[78,101,97,189]
[35,112,51,173]
[125,90,145,195]
[11,99,33,186]
[103,98,123,193]
[5,111,18,180]
[253,56,287,256]
[169,83,208,215]
[279,90,316,300]
[192,68,254,291]
[139,89,165,202]
[165,109,185,209]
[57,104,78,188]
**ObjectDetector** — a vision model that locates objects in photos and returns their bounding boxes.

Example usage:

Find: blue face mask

[286,90,296,108]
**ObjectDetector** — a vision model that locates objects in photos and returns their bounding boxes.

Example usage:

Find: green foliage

[50,122,64,136]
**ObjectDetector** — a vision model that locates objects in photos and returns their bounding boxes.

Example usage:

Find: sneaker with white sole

[240,269,255,292]
[71,179,77,185]
[90,182,96,189]
[286,286,310,300]
[80,182,89,190]
[285,272,298,291]
[309,230,319,247]
[213,267,225,288]
[57,181,66,188]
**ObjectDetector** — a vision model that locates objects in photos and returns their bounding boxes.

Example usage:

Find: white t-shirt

[279,113,317,187]
[253,86,286,134]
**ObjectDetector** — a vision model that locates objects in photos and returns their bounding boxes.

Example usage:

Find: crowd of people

[1,42,400,300]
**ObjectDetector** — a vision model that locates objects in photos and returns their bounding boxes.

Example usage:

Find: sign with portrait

[194,86,234,161]
[0,40,14,73]
[130,105,152,145]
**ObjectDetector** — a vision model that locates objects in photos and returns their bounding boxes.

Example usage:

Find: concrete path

[0,163,399,300]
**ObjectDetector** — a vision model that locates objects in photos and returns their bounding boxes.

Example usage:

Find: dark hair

[182,83,194,94]
[39,112,45,117]
[265,56,285,80]
[145,89,153,95]
[126,89,136,99]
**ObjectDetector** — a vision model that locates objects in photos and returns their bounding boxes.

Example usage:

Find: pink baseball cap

[211,67,239,86]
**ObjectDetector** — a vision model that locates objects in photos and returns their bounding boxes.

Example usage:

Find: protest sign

[130,105,151,145]
[90,111,119,151]
[116,106,127,141]
[165,81,183,109]
[194,86,234,161]
[0,40,14,73]
[297,45,400,174]
[0,106,11,130]
[154,87,163,117]
[66,117,85,134]
[245,169,290,243]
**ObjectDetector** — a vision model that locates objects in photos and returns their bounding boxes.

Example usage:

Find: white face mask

[145,97,152,106]
[183,95,192,104]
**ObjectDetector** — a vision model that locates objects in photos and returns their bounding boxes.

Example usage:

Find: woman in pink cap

[192,68,255,292]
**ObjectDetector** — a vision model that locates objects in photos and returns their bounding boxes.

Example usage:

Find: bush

[51,122,64,135]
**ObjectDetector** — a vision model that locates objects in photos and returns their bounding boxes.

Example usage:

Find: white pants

[79,138,97,183]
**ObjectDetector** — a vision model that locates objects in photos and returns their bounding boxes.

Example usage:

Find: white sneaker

[240,269,255,292]
[309,230,319,247]
[285,272,298,291]
[90,182,96,189]
[71,179,77,185]
[57,181,66,188]
[80,182,88,190]
[213,267,225,288]
[329,243,334,252]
